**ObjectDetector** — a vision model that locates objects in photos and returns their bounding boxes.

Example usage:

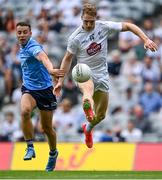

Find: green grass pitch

[1,171,162,179]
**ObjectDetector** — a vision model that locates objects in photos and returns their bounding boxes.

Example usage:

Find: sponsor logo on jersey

[87,42,101,56]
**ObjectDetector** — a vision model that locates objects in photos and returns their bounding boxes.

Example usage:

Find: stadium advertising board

[1,142,162,170]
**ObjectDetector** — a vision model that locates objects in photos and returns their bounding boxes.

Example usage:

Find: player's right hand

[144,39,158,52]
[50,69,65,78]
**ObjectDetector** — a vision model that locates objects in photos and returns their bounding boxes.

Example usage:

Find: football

[72,63,91,83]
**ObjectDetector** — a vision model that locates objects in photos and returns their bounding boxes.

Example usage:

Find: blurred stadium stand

[0,0,162,143]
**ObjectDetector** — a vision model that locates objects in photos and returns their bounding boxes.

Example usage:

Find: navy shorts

[21,85,57,111]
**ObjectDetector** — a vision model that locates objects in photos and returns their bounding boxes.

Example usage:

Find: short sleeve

[106,21,122,31]
[67,37,78,55]
[28,45,43,57]
[100,21,122,35]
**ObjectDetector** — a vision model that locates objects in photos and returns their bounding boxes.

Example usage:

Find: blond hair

[82,3,97,17]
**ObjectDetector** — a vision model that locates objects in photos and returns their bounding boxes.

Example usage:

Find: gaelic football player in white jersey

[54,3,157,148]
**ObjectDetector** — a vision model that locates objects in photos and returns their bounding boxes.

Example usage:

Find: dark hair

[16,22,31,30]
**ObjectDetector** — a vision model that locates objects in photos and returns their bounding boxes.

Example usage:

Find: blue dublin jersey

[19,38,52,90]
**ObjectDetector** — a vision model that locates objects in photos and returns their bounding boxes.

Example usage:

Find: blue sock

[26,139,34,148]
[49,149,57,156]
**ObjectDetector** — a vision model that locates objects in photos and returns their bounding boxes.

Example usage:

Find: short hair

[16,22,31,30]
[82,3,97,17]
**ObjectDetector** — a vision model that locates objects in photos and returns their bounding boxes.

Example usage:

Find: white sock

[86,123,94,132]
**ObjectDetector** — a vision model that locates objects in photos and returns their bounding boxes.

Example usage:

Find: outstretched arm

[36,51,65,78]
[58,51,73,84]
[122,22,158,52]
[53,51,74,96]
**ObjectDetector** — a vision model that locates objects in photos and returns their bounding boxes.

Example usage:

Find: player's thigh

[40,110,53,130]
[93,90,109,116]
[21,93,36,114]
[78,79,94,95]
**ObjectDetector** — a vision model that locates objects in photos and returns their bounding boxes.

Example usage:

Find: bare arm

[53,51,73,96]
[36,51,54,74]
[36,51,65,77]
[122,22,158,51]
[58,51,74,84]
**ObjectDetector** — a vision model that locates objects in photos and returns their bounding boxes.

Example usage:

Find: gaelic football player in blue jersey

[16,22,65,171]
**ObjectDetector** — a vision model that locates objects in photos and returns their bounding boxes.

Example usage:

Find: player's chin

[86,28,93,32]
[19,39,27,45]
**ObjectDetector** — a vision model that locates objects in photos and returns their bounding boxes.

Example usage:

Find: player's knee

[96,113,105,121]
[42,125,53,135]
[21,108,31,118]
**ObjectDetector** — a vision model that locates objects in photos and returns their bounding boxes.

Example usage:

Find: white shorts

[92,75,109,92]
[74,73,109,93]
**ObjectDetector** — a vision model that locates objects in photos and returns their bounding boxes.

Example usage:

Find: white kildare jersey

[67,20,122,91]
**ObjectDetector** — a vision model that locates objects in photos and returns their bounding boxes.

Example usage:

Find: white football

[72,63,91,83]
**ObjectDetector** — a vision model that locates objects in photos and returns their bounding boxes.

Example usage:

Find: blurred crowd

[0,0,162,143]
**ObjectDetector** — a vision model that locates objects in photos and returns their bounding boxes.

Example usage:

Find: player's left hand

[144,39,158,52]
